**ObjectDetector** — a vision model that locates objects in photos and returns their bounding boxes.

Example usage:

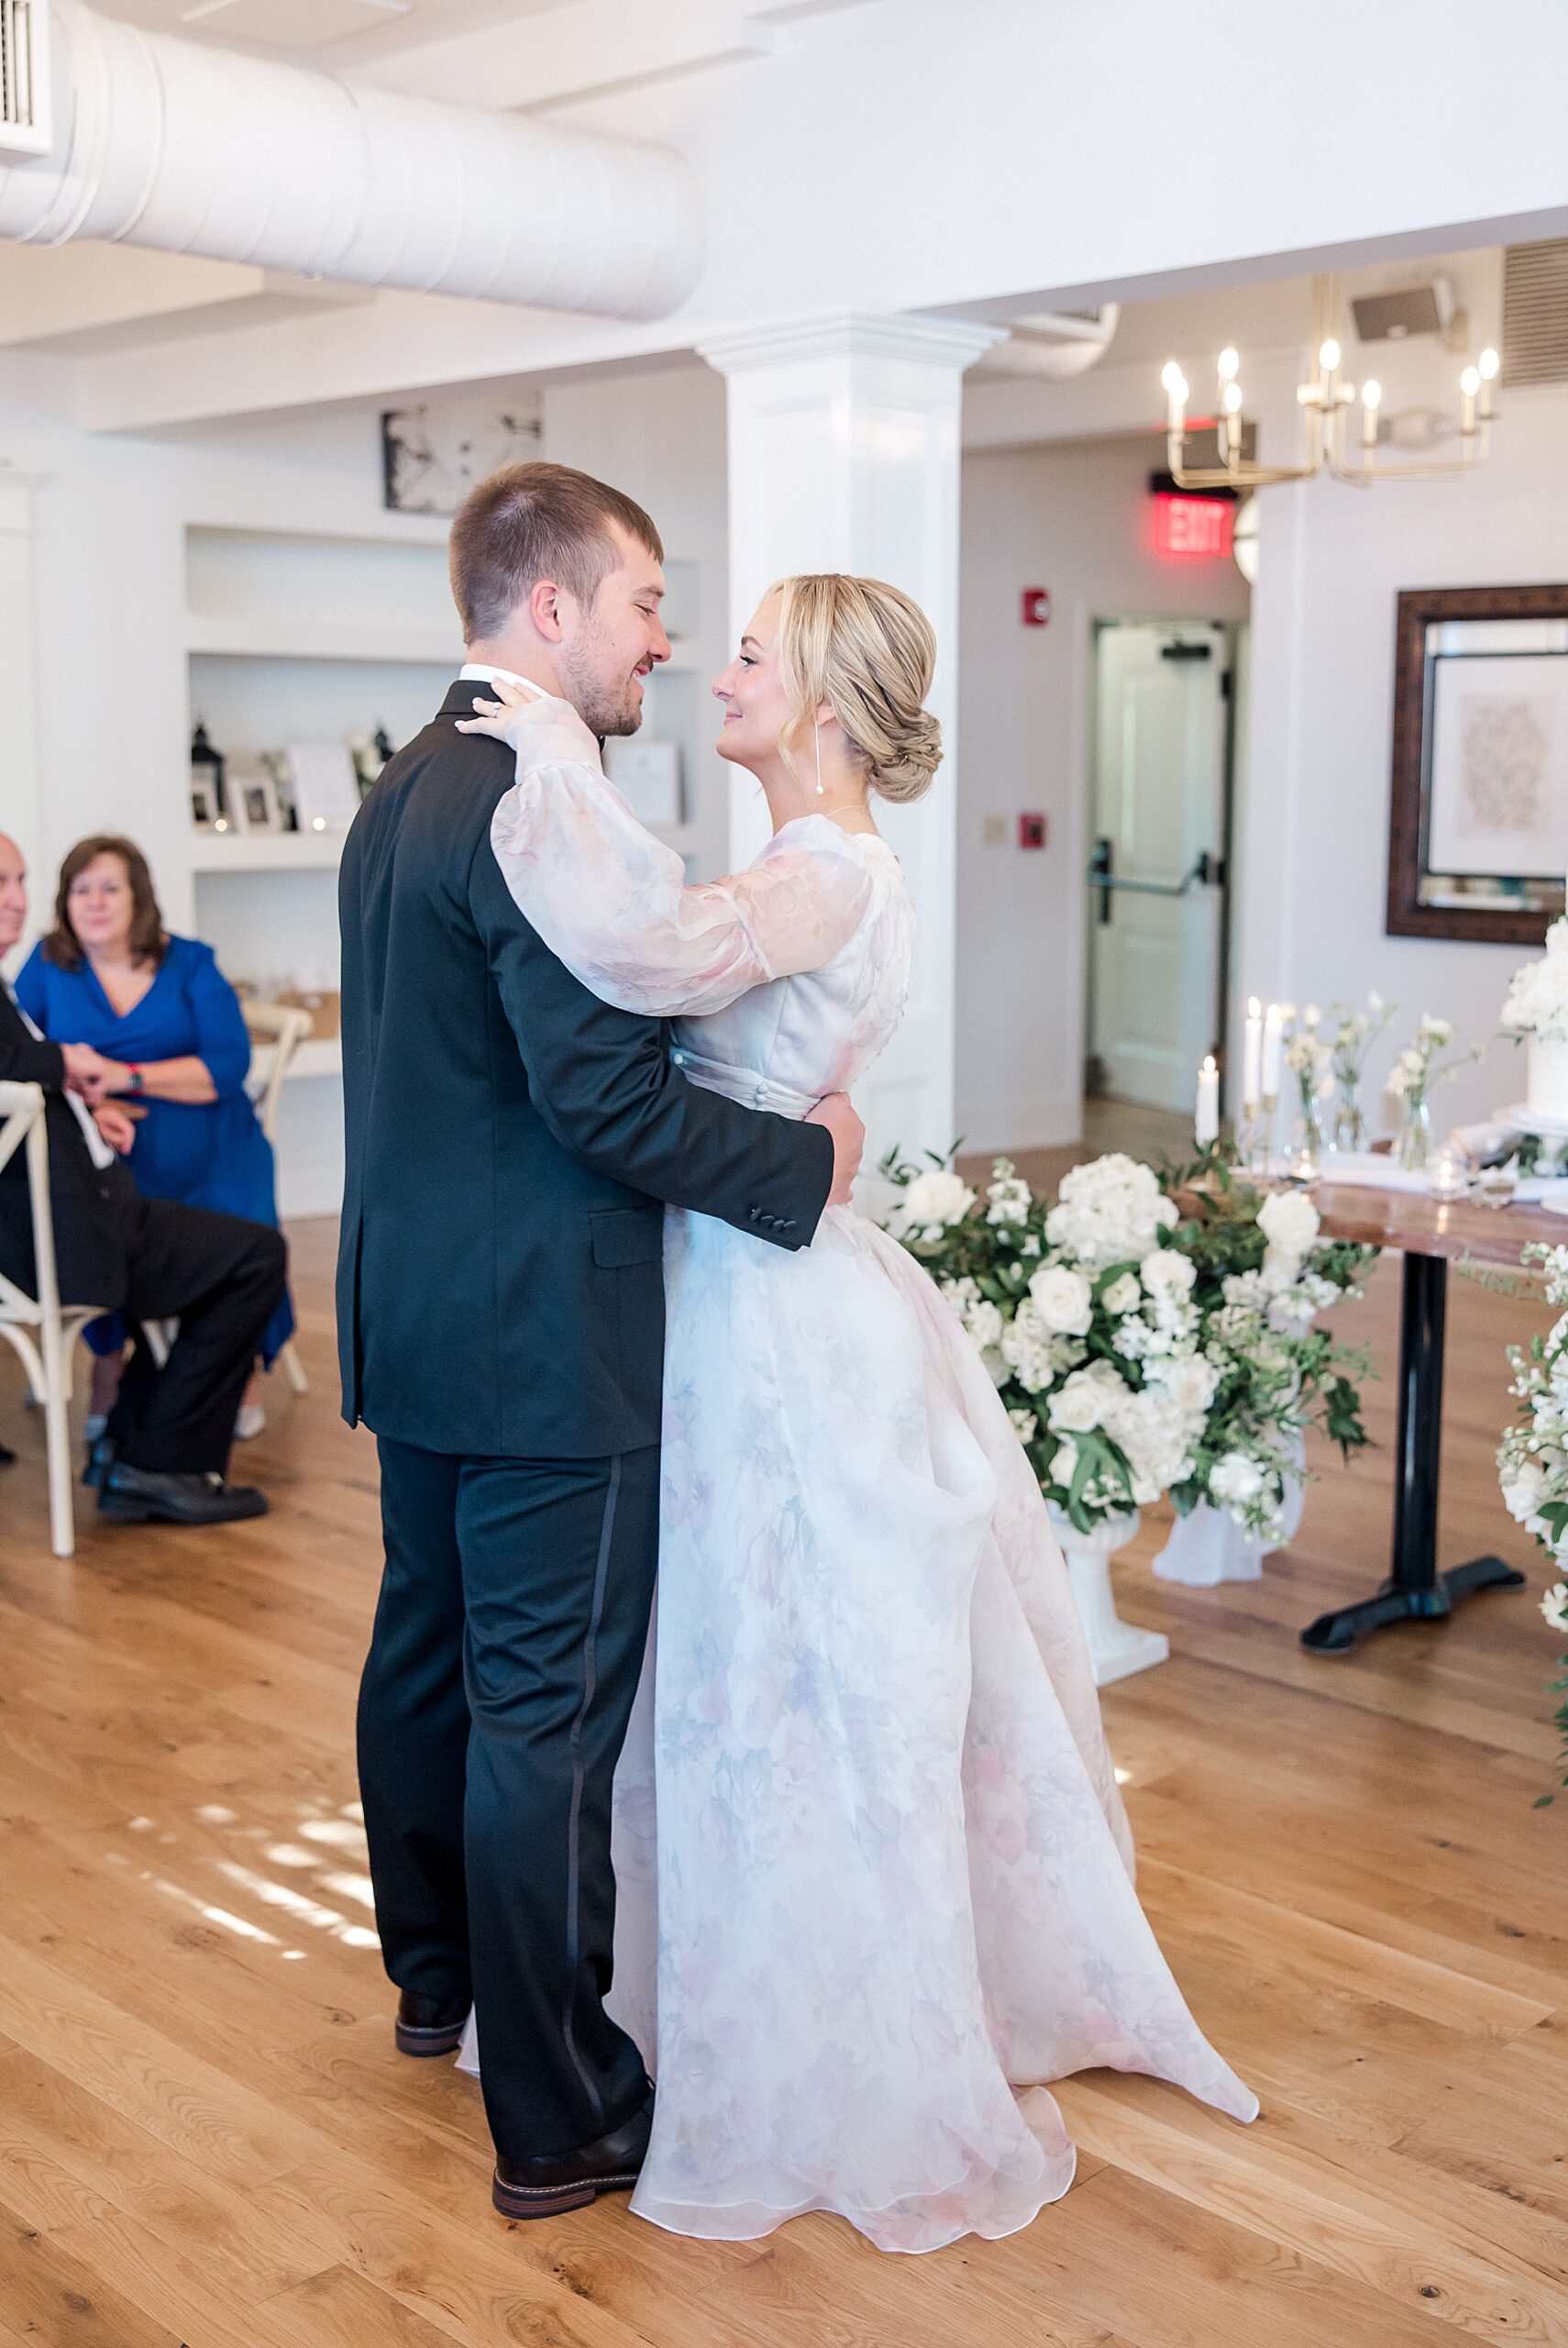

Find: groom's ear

[528,577,567,644]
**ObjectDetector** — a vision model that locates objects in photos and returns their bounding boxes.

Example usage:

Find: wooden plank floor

[2,1201,1566,2347]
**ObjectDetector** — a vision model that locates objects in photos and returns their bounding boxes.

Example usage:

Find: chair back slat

[242,1004,315,1144]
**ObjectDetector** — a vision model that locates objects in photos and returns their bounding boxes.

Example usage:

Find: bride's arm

[472,690,874,1019]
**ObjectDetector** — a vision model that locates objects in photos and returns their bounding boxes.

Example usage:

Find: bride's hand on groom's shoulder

[457,677,600,767]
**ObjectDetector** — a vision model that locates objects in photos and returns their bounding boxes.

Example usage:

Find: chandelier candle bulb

[1242,999,1263,1110]
[1361,379,1381,451]
[1196,1056,1220,1146]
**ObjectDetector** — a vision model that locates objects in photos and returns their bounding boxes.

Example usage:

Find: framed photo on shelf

[190,775,220,830]
[228,761,282,836]
[1388,583,1568,945]
[284,741,361,835]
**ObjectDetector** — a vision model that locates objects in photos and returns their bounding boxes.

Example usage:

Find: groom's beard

[558,630,646,739]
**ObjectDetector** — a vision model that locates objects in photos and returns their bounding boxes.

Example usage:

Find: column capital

[699,310,1004,378]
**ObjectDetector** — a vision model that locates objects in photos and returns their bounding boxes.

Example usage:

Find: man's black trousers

[358,1435,658,2163]
[105,1197,286,1476]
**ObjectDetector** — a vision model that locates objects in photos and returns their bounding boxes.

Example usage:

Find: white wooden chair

[0,1081,107,1558]
[242,1002,314,1397]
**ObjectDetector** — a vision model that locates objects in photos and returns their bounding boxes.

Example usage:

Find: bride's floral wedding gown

[462,705,1257,2253]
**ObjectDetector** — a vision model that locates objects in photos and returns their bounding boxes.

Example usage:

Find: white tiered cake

[1501,914,1568,1134]
[1527,1034,1568,1125]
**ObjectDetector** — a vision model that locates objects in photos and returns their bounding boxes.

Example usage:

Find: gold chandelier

[1160,277,1499,490]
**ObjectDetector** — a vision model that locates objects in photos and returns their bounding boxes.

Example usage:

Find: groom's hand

[806,1091,864,1207]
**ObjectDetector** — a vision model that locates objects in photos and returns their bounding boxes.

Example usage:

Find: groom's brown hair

[450,460,663,643]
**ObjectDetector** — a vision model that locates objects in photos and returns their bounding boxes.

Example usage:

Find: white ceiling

[93,0,567,67]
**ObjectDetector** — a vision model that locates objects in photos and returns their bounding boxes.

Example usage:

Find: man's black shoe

[492,2089,654,2221]
[83,1434,114,1489]
[395,1988,471,2057]
[96,1459,268,1525]
[0,1439,15,1467]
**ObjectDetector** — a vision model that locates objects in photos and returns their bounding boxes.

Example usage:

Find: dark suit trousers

[359,1435,659,2162]
[106,1198,287,1476]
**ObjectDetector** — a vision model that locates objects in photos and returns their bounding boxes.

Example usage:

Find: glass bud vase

[1397,1093,1433,1173]
[1331,1075,1366,1154]
[1289,1092,1325,1179]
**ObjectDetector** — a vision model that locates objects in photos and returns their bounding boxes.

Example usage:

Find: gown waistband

[669,1044,818,1122]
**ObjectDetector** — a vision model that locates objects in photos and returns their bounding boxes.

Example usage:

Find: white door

[1088,621,1231,1113]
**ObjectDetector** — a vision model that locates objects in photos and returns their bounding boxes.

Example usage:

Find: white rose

[1257,1189,1321,1257]
[1209,1452,1265,1505]
[1008,1407,1038,1446]
[1102,1271,1142,1316]
[1153,1354,1220,1415]
[1140,1248,1196,1297]
[1048,1363,1121,1434]
[1542,1581,1568,1636]
[900,1169,976,1233]
[1028,1263,1094,1335]
[1502,1457,1548,1523]
[1050,1434,1078,1485]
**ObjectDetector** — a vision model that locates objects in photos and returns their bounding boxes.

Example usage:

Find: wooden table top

[1309,1179,1568,1265]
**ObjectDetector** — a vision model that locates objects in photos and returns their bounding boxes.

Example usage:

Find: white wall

[955,431,1250,1151]
[1233,380,1568,1138]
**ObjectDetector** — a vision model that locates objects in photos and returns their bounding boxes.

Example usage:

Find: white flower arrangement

[1494,1240,1568,1803]
[1328,991,1397,1086]
[1501,916,1568,1047]
[882,1147,1374,1543]
[1384,1013,1478,1103]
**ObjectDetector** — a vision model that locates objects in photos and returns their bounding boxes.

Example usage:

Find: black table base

[1301,1247,1526,1656]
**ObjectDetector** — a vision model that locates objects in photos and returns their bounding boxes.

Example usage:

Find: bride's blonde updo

[769,573,943,803]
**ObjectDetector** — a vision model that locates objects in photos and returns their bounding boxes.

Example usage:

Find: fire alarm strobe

[1019,814,1047,850]
[1021,588,1051,627]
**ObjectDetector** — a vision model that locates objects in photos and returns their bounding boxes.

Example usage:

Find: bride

[457,571,1256,2254]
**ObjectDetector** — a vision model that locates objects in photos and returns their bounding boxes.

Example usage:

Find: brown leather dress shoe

[394,1988,471,2056]
[492,2089,654,2221]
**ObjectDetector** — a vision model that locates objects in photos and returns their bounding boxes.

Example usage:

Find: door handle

[1086,849,1222,901]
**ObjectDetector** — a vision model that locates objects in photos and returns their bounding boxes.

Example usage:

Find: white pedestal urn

[1048,1506,1170,1687]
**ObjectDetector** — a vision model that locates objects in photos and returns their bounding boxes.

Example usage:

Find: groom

[341,461,861,2221]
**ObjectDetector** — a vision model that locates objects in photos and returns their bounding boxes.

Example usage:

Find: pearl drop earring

[814,715,824,797]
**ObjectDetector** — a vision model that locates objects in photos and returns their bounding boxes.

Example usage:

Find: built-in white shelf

[190,829,346,874]
[184,615,461,666]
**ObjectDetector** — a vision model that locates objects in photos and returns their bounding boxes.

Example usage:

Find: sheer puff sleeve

[487,699,875,1019]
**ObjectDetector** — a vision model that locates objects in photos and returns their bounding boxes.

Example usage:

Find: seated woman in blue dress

[16,834,295,1439]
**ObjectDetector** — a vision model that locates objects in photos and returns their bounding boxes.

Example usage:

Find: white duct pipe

[0,0,702,319]
[978,305,1121,379]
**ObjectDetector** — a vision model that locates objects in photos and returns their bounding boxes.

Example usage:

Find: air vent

[1,0,50,159]
[1502,239,1568,387]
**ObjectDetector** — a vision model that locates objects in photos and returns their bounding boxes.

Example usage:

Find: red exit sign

[1152,493,1234,559]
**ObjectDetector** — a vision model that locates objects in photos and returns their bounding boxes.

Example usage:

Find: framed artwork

[381,391,544,516]
[228,762,281,835]
[1388,583,1568,944]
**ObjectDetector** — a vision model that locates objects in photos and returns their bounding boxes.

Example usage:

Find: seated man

[0,833,284,1524]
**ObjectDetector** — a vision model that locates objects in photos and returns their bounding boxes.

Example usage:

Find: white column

[701,313,999,1171]
[0,468,43,914]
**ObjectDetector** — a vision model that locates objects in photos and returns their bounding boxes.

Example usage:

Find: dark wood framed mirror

[1387,582,1568,946]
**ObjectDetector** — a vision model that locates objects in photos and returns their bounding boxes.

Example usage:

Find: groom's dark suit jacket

[337,677,834,1459]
